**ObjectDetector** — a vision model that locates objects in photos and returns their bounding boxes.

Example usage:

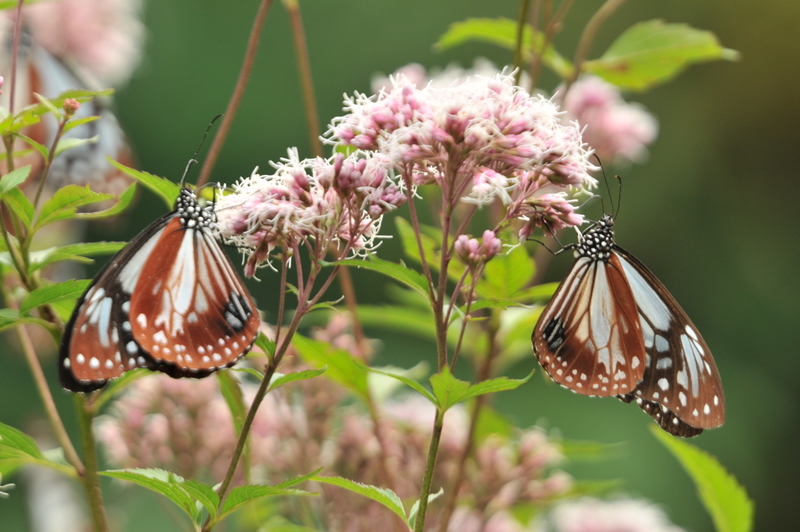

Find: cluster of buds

[455,230,502,267]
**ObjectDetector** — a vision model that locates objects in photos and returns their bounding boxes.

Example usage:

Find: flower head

[328,71,596,237]
[538,497,686,532]
[215,149,405,276]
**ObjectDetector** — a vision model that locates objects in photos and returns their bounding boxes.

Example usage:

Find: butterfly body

[60,187,260,392]
[533,215,724,437]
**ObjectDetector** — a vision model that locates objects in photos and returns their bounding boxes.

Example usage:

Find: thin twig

[197,0,274,187]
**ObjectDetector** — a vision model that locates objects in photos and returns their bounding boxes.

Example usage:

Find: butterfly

[532,214,724,437]
[59,184,261,392]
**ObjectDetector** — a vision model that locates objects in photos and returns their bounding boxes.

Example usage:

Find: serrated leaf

[429,367,532,411]
[292,335,369,398]
[436,18,573,78]
[181,478,219,521]
[74,181,135,221]
[310,475,406,523]
[653,427,754,532]
[0,422,74,477]
[336,257,430,300]
[108,158,179,208]
[54,135,98,157]
[19,279,90,315]
[367,361,430,404]
[270,367,327,390]
[100,469,199,522]
[219,484,310,519]
[34,185,114,230]
[2,187,34,227]
[361,363,436,404]
[275,467,324,489]
[478,245,534,300]
[0,165,31,195]
[584,20,740,91]
[0,422,45,460]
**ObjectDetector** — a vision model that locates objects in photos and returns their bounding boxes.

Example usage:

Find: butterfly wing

[59,212,173,392]
[128,217,259,376]
[613,246,725,436]
[533,253,647,397]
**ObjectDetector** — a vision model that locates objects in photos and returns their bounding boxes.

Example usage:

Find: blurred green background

[2,0,798,530]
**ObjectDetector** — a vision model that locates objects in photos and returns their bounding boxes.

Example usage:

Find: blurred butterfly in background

[532,214,724,437]
[59,177,261,392]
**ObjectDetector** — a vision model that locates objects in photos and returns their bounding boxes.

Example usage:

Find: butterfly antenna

[594,154,614,215]
[613,174,623,219]
[181,115,224,187]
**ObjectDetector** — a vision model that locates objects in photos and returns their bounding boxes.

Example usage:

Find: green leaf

[254,331,276,360]
[17,134,48,160]
[514,282,559,303]
[2,187,34,227]
[0,309,20,330]
[478,245,534,300]
[336,256,430,300]
[62,115,100,134]
[100,469,199,523]
[395,218,466,283]
[473,405,514,442]
[34,185,114,231]
[0,422,73,477]
[310,475,406,523]
[108,158,179,208]
[584,20,740,91]
[366,362,430,403]
[407,487,444,529]
[653,427,754,532]
[34,93,60,118]
[76,182,137,222]
[217,371,248,435]
[436,18,573,78]
[30,241,126,272]
[270,366,327,390]
[0,165,31,195]
[19,279,90,315]
[218,484,311,519]
[429,367,532,411]
[362,363,436,404]
[275,467,324,489]
[54,136,98,157]
[292,335,369,398]
[182,478,219,521]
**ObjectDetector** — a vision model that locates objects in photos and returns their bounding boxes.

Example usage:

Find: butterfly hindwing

[60,187,260,392]
[614,247,725,435]
[533,252,647,397]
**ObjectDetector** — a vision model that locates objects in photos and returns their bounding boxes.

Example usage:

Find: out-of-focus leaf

[0,166,31,195]
[19,279,91,315]
[293,335,369,398]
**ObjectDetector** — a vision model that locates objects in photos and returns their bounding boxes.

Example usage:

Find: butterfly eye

[60,187,260,393]
[532,214,724,437]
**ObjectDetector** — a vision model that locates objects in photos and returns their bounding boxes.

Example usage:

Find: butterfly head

[576,214,615,262]
[175,187,216,230]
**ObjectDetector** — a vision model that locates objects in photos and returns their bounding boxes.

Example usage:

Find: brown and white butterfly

[532,214,724,437]
[59,186,260,392]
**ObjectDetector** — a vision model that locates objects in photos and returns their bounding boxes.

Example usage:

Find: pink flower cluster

[561,76,658,165]
[327,72,596,238]
[537,497,686,532]
[215,149,405,276]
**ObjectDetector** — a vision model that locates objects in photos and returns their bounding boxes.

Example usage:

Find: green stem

[197,0,274,187]
[75,395,109,532]
[413,408,444,532]
[513,0,531,85]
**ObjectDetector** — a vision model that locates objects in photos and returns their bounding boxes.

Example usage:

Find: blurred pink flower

[560,76,658,165]
[23,0,144,87]
[539,497,685,532]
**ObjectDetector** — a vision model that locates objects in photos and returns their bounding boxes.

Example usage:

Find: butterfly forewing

[614,247,725,434]
[129,217,259,374]
[533,252,646,397]
[60,187,259,392]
